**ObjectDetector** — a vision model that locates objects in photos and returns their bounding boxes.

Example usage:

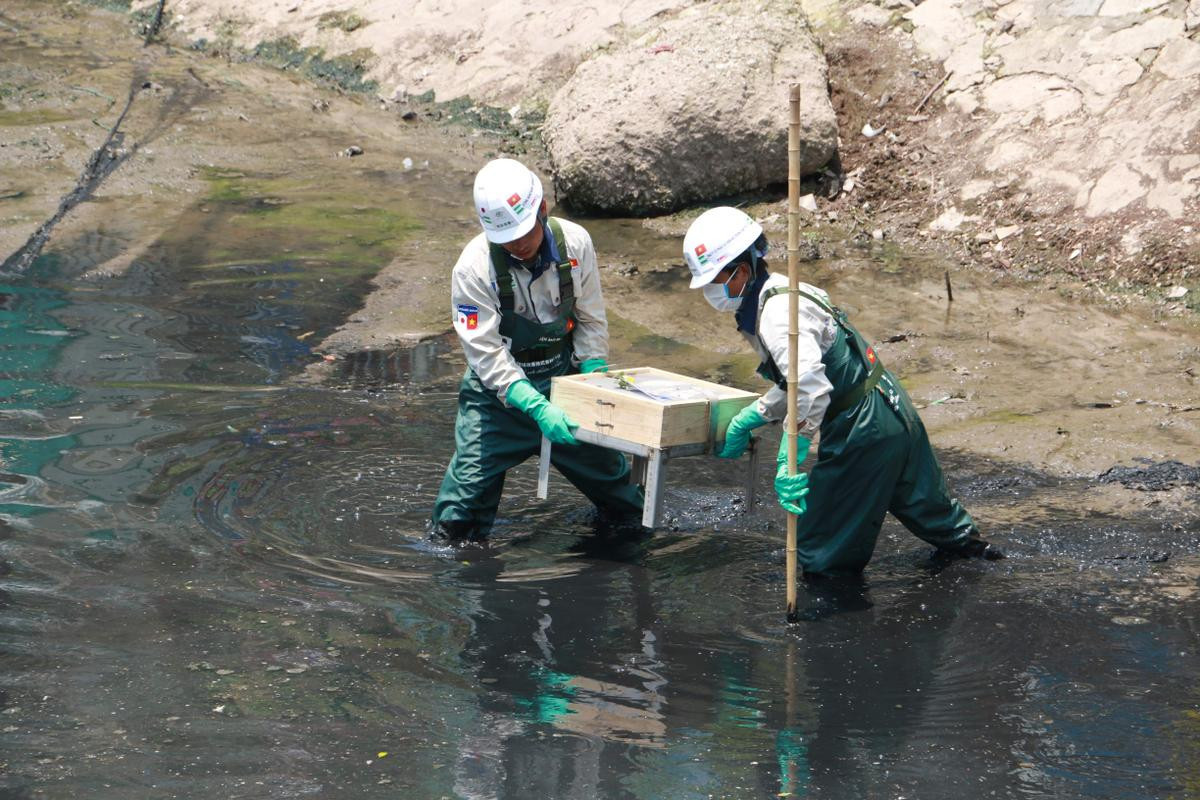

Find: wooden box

[550,367,759,449]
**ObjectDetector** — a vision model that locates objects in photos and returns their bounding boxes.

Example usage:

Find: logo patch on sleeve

[456,303,479,330]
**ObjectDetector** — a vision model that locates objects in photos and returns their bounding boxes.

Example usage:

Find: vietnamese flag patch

[694,243,709,265]
[456,303,479,330]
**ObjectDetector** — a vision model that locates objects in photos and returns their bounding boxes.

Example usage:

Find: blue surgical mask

[703,283,742,312]
[703,266,747,312]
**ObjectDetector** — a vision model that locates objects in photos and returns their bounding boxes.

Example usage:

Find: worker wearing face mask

[684,206,1002,574]
[430,159,643,543]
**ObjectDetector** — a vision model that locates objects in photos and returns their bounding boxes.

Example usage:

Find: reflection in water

[446,550,672,797]
[337,337,459,387]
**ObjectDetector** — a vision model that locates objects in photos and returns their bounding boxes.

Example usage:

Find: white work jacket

[449,217,609,400]
[741,273,838,435]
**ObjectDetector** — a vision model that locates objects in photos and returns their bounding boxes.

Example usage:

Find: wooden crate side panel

[551,377,666,446]
[617,367,759,443]
[602,402,669,446]
[657,401,712,447]
[552,369,759,447]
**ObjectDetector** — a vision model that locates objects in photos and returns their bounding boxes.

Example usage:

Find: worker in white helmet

[430,158,643,542]
[683,206,1002,574]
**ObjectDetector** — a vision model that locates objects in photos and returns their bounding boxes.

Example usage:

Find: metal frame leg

[642,448,666,529]
[745,437,759,510]
[629,454,648,486]
[536,436,551,500]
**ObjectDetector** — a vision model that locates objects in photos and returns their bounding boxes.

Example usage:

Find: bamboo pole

[786,84,801,622]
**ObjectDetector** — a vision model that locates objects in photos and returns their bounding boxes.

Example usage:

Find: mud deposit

[3,3,1200,800]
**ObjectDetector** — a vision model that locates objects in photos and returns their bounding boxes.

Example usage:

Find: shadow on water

[2,179,1200,800]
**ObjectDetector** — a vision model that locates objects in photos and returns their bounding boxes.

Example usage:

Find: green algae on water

[0,109,79,126]
[250,37,378,94]
[197,166,420,268]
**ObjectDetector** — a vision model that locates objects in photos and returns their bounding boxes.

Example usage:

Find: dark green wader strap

[754,286,885,417]
[487,217,577,376]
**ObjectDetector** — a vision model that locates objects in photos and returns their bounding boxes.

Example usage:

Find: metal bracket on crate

[536,430,760,529]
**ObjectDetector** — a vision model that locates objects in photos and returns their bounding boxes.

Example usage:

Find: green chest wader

[486,216,577,385]
[431,219,643,537]
[752,287,977,574]
[754,286,901,425]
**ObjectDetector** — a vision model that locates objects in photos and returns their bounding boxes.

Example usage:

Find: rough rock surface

[142,0,684,106]
[897,0,1200,225]
[542,0,838,214]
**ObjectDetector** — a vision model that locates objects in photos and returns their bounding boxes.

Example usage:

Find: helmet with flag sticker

[473,158,544,244]
[683,206,765,288]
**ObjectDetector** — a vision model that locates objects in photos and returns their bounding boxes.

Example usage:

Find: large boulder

[542,0,838,215]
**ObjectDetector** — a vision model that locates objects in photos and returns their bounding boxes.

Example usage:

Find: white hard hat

[472,158,544,244]
[683,206,764,288]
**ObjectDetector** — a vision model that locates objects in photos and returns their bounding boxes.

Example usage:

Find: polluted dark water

[3,218,1200,800]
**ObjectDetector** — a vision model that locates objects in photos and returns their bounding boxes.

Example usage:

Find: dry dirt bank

[810,0,1200,304]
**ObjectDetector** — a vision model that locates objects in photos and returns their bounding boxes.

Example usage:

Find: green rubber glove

[774,433,812,516]
[717,404,768,459]
[506,379,579,445]
[579,357,608,374]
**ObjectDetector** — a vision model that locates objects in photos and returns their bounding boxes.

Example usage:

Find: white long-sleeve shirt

[741,273,838,435]
[450,217,608,400]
